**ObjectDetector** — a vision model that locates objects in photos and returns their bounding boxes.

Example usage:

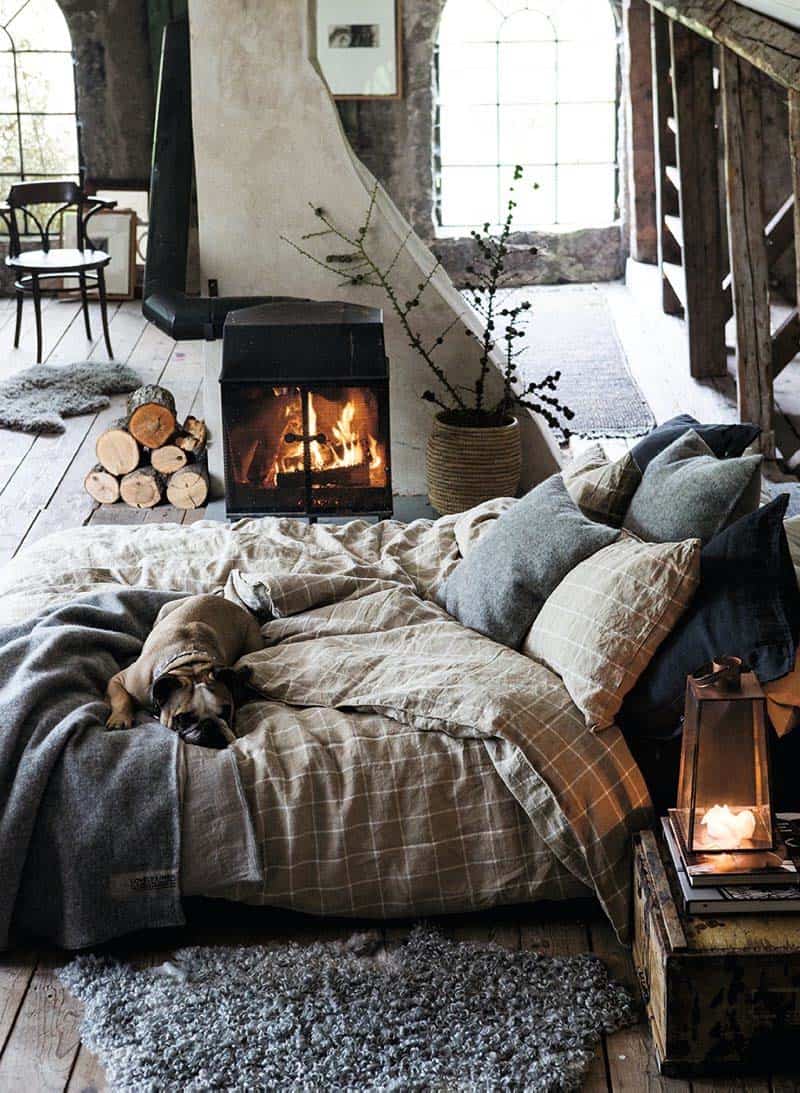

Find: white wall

[190,0,560,495]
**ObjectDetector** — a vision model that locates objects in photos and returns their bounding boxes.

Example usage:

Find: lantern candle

[700,804,756,847]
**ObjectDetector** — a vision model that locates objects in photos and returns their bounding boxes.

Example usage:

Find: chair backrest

[5,180,88,257]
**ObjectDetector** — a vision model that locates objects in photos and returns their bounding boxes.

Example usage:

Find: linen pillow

[631,413,760,471]
[561,443,642,527]
[522,534,700,732]
[623,429,762,544]
[620,494,800,740]
[440,473,620,649]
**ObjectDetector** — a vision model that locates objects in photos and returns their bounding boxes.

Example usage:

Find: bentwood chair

[0,181,116,363]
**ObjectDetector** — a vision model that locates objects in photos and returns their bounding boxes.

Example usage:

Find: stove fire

[220,301,392,518]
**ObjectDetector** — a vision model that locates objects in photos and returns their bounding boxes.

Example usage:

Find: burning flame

[700,804,756,848]
[273,392,384,487]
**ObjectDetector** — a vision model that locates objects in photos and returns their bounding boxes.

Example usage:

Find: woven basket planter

[426,412,521,515]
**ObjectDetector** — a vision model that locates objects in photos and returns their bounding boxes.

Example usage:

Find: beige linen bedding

[0,502,652,939]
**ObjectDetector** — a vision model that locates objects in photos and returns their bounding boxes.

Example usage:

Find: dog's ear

[212,665,254,707]
[151,673,184,712]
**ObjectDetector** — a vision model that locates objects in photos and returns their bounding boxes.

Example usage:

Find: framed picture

[62,208,137,300]
[316,0,402,99]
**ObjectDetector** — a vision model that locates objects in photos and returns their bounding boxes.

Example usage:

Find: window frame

[434,0,620,234]
[0,0,81,188]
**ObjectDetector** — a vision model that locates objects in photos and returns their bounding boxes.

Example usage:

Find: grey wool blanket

[0,588,187,950]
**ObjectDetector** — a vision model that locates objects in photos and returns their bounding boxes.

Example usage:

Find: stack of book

[662,812,800,915]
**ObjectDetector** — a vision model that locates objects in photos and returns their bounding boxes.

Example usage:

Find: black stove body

[220,301,392,519]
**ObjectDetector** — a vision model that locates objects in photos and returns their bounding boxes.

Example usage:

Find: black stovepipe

[143,18,285,341]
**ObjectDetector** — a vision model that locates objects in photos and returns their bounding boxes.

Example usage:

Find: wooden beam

[646,0,800,91]
[625,0,658,263]
[721,195,794,320]
[670,20,727,377]
[771,311,800,377]
[790,89,800,342]
[652,7,684,316]
[722,47,775,455]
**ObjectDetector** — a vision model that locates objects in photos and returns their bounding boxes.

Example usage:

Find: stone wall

[60,0,154,186]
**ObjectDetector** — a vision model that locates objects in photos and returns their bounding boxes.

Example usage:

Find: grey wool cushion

[440,474,620,649]
[623,429,762,544]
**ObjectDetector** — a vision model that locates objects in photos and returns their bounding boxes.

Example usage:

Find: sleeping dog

[105,593,264,749]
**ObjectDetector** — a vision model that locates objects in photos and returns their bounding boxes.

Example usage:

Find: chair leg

[97,267,113,358]
[79,273,92,339]
[31,275,42,363]
[13,289,22,348]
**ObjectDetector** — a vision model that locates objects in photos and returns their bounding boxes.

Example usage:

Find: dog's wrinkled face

[152,667,248,749]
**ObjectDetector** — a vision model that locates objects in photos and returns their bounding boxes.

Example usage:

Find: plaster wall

[189,0,561,497]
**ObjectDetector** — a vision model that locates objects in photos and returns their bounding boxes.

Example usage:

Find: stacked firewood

[84,385,209,510]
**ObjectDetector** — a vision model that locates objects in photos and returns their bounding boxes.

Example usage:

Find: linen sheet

[0,502,653,940]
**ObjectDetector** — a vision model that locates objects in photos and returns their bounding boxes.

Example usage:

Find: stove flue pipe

[143,19,282,340]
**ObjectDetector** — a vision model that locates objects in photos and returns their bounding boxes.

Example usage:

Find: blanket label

[109,870,179,900]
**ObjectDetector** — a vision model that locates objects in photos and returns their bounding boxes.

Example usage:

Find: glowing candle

[700,803,756,847]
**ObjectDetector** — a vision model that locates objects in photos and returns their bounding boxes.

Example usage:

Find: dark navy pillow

[620,494,800,741]
[631,413,761,472]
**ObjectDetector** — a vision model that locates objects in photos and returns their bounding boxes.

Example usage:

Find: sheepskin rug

[0,361,142,433]
[59,925,635,1092]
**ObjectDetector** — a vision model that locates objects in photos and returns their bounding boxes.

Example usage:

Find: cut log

[276,462,370,489]
[84,464,120,504]
[150,444,189,475]
[175,415,207,457]
[126,385,177,449]
[95,418,140,475]
[166,463,209,509]
[120,466,166,509]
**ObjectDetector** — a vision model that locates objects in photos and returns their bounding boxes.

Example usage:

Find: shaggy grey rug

[59,925,635,1092]
[0,361,142,434]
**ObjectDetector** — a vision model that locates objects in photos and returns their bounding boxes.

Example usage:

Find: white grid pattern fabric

[2,499,653,939]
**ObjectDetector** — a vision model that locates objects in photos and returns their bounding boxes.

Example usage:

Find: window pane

[439,165,499,228]
[20,112,78,174]
[498,42,556,104]
[500,164,556,226]
[2,0,72,51]
[0,52,16,111]
[440,104,496,165]
[499,104,555,165]
[438,0,500,44]
[556,0,617,41]
[16,51,75,115]
[558,103,615,164]
[558,42,616,102]
[439,41,495,106]
[499,9,554,42]
[0,113,20,174]
[556,164,616,225]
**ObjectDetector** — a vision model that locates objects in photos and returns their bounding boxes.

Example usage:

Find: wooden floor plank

[0,948,37,1058]
[20,304,157,550]
[0,953,82,1093]
[65,1044,108,1093]
[590,916,690,1093]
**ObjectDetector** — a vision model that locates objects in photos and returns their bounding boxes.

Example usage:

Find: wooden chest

[633,829,800,1077]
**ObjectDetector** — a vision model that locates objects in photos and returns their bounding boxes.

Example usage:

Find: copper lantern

[673,659,775,856]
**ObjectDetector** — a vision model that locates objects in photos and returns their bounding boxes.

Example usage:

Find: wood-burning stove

[220,301,392,518]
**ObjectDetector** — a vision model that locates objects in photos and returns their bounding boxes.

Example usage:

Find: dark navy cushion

[630,413,760,472]
[620,494,800,741]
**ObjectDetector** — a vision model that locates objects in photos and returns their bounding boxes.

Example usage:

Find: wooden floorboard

[1,291,798,1090]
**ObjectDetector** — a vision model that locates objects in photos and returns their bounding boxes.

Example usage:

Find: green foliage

[282,166,573,437]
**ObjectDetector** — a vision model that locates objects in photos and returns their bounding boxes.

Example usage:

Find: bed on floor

[0,500,650,950]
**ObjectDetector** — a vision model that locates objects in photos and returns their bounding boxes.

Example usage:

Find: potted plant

[283,166,573,514]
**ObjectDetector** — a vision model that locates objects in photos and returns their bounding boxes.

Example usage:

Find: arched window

[436,0,618,233]
[0,0,80,186]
